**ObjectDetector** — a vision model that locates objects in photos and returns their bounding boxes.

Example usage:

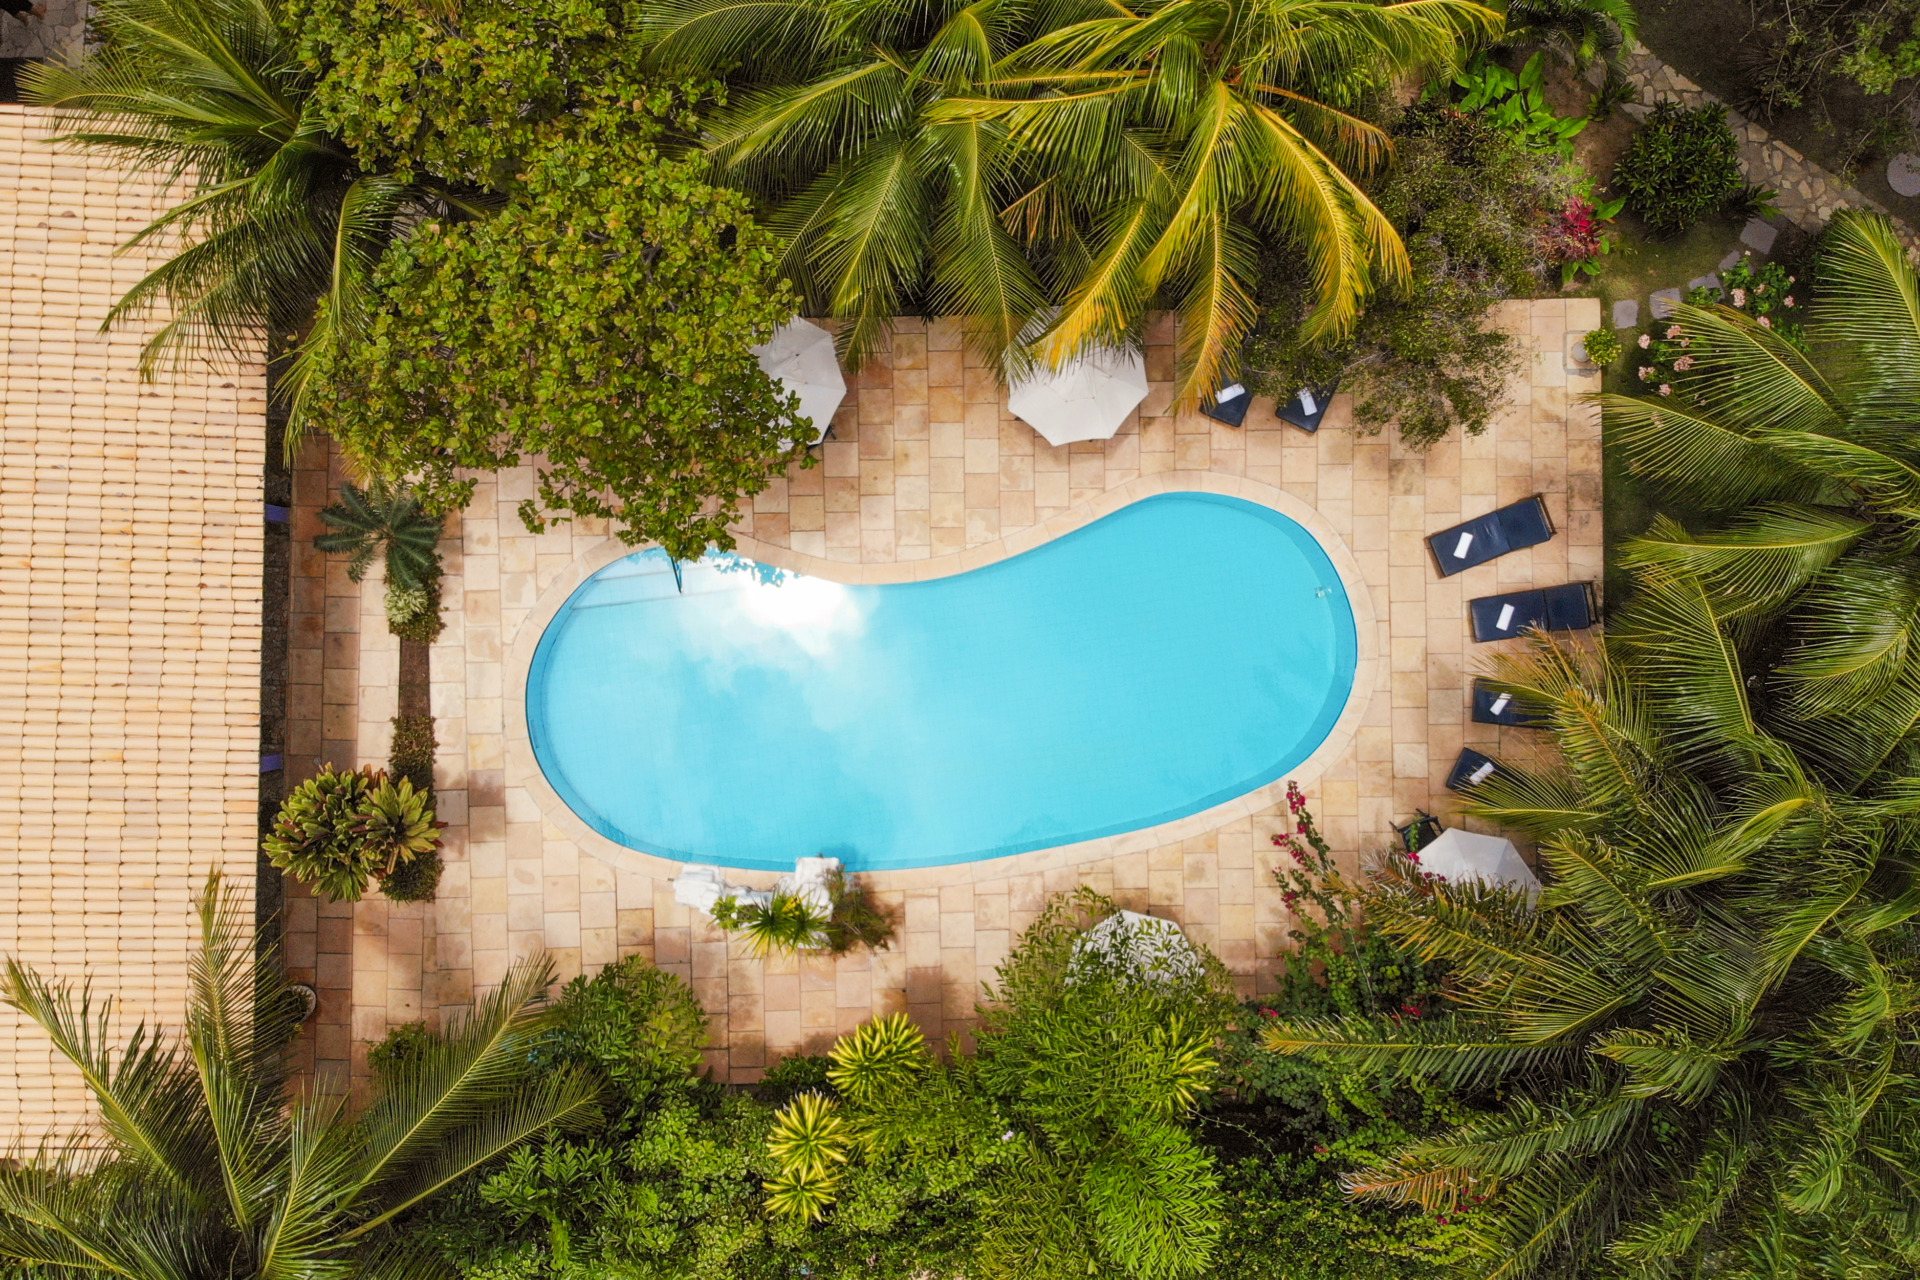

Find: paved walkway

[291,301,1603,1088]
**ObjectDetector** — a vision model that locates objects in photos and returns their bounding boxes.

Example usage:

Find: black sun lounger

[1276,382,1339,433]
[1472,677,1548,726]
[1201,380,1252,428]
[1427,495,1555,577]
[1447,748,1502,792]
[1469,581,1596,643]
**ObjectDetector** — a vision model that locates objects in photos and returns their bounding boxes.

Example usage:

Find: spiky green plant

[316,478,445,595]
[827,1011,928,1102]
[0,873,602,1280]
[21,0,470,458]
[262,764,380,901]
[711,893,832,957]
[768,1092,851,1180]
[355,774,443,877]
[1610,211,1920,788]
[640,0,1500,406]
[1261,569,1920,1279]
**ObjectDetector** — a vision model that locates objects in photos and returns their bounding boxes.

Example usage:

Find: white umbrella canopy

[1007,346,1151,447]
[1416,827,1541,898]
[753,318,847,445]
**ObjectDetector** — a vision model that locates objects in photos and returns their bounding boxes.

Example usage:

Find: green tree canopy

[639,0,1500,406]
[0,875,600,1280]
[306,102,804,559]
[1262,573,1920,1279]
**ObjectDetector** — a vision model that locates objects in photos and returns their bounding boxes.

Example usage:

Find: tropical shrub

[641,0,1501,405]
[543,954,711,1098]
[1263,580,1920,1278]
[390,712,437,793]
[1612,102,1747,233]
[1502,0,1638,68]
[765,889,1237,1280]
[1246,107,1561,448]
[1539,194,1625,285]
[1578,325,1621,367]
[0,876,600,1280]
[264,765,443,901]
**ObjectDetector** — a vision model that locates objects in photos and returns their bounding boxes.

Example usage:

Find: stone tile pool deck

[284,300,1603,1091]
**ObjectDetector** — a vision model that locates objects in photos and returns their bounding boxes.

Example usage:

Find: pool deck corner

[286,300,1603,1091]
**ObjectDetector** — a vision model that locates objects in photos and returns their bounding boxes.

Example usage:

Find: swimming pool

[526,493,1357,871]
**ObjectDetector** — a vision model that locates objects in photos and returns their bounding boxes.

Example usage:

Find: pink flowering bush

[1715,252,1805,348]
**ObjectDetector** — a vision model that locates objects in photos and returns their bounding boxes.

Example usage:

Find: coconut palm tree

[1608,212,1920,788]
[640,0,1500,406]
[0,873,600,1280]
[1260,570,1920,1279]
[23,0,470,457]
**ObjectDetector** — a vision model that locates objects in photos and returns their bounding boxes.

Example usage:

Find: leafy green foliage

[308,102,803,561]
[770,889,1236,1280]
[710,894,830,957]
[1612,102,1747,234]
[381,846,443,902]
[1247,107,1561,448]
[544,956,710,1102]
[0,876,601,1280]
[1261,595,1920,1278]
[1580,326,1622,366]
[368,1018,438,1078]
[1502,0,1638,69]
[1447,53,1590,156]
[642,0,1500,406]
[390,713,437,793]
[264,765,443,901]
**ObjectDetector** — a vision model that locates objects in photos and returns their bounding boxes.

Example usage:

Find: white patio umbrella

[1416,827,1541,898]
[753,318,847,445]
[1007,346,1150,446]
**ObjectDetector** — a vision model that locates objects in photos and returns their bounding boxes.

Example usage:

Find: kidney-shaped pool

[526,492,1358,871]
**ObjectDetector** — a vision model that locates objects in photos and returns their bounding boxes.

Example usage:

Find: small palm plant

[315,478,446,640]
[0,874,601,1279]
[710,893,831,957]
[1262,569,1920,1279]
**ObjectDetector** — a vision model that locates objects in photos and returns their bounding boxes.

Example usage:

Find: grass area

[1567,214,1744,610]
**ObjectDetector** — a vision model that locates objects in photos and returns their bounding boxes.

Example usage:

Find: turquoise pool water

[526,493,1357,871]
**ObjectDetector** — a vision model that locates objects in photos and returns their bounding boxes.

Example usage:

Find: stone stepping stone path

[1890,153,1920,200]
[1612,299,1640,329]
[1650,288,1683,319]
[1741,218,1779,254]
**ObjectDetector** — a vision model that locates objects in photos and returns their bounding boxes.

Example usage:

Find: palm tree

[0,873,601,1280]
[316,478,445,594]
[23,0,467,457]
[1260,570,1920,1279]
[1609,212,1920,788]
[640,0,1500,406]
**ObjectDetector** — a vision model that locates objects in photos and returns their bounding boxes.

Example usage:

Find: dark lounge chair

[1427,495,1555,577]
[1469,581,1596,643]
[1472,677,1548,726]
[1394,809,1443,852]
[1447,748,1502,792]
[1276,383,1339,433]
[1201,381,1252,428]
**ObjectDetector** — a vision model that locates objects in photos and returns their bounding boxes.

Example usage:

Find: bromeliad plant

[264,764,444,902]
[0,875,601,1280]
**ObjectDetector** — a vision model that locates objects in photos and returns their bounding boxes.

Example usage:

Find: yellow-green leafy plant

[710,893,830,957]
[767,889,1237,1280]
[264,765,443,902]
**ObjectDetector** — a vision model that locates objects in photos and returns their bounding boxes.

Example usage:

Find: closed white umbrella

[1007,346,1150,446]
[753,318,847,445]
[1415,827,1541,898]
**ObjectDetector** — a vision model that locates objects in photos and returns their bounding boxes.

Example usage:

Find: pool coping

[502,470,1381,890]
